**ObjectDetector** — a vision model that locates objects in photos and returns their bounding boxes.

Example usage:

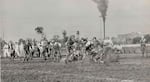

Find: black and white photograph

[0,0,150,82]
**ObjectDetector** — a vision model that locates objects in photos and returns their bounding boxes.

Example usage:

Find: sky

[0,0,150,41]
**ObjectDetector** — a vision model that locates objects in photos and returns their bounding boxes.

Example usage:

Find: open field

[1,53,150,82]
[122,44,150,54]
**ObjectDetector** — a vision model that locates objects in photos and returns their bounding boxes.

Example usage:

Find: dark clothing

[140,38,146,47]
[67,40,74,46]
[85,44,93,51]
[67,39,75,53]
[42,46,49,54]
[24,43,32,55]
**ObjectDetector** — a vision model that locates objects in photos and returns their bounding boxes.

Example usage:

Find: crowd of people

[0,35,147,64]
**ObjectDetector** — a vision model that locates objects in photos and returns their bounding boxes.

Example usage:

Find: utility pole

[103,16,106,39]
[100,15,106,40]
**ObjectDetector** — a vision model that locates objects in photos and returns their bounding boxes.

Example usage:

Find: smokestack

[93,0,108,39]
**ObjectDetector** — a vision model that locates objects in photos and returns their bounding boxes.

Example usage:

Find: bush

[132,37,141,44]
[144,34,150,43]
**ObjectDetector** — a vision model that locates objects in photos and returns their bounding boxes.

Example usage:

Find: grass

[1,53,150,82]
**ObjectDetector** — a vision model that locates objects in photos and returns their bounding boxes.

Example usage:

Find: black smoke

[93,0,108,21]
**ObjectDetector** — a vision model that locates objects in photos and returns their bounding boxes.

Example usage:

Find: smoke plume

[93,0,109,38]
[93,0,108,21]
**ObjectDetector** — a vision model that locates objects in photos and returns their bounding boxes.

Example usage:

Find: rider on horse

[65,35,76,63]
[100,37,114,63]
[66,35,75,54]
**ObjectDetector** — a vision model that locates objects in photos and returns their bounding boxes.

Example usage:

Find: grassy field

[122,44,150,54]
[1,53,150,82]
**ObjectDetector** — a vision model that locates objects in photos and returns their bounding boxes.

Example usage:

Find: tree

[144,34,150,43]
[35,26,45,40]
[132,37,141,44]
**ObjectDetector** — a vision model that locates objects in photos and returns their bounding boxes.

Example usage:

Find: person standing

[140,36,146,57]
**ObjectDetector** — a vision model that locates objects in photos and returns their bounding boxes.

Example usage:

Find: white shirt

[103,39,113,47]
[85,41,93,47]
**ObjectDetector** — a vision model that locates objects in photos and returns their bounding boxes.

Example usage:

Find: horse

[65,39,90,64]
[31,45,40,57]
[65,37,76,63]
[113,44,123,54]
[52,41,62,62]
[38,40,50,60]
[84,39,120,64]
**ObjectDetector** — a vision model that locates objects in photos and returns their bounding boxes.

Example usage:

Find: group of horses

[1,37,137,64]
